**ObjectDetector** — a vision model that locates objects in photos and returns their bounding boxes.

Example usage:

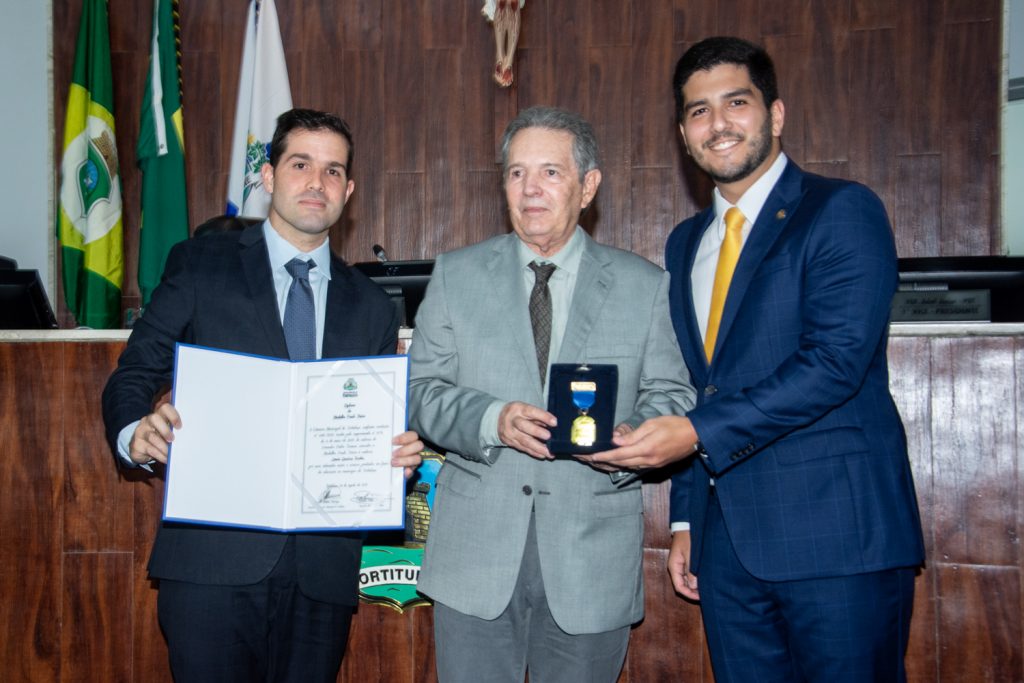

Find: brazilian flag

[137,0,188,307]
[56,0,123,329]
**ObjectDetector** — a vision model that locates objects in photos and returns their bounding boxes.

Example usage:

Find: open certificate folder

[164,344,409,532]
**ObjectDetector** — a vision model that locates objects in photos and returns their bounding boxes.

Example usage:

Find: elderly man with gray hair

[408,106,696,683]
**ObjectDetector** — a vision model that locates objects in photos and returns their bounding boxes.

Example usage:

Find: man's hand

[498,401,556,460]
[129,403,182,464]
[577,423,633,472]
[392,431,425,479]
[585,415,699,470]
[668,530,699,601]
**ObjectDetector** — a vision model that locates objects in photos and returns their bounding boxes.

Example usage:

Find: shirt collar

[516,225,585,276]
[712,152,789,227]
[262,220,333,280]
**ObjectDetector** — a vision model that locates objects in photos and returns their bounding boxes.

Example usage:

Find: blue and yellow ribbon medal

[570,381,598,446]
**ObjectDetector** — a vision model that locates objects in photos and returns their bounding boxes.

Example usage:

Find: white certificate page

[164,344,408,532]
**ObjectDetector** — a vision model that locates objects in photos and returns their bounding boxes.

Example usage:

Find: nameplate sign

[891,289,991,323]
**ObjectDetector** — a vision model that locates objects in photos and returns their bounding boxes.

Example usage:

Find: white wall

[0,0,53,293]
[1004,0,1024,255]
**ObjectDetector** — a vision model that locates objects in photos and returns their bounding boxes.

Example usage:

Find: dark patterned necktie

[528,261,557,385]
[284,258,317,361]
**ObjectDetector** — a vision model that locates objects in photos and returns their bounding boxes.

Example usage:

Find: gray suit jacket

[409,230,695,634]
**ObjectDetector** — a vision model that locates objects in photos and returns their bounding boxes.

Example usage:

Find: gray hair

[500,106,600,182]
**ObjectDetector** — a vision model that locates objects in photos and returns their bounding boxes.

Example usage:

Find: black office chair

[0,255,17,269]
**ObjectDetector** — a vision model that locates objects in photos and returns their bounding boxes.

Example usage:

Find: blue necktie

[284,258,317,361]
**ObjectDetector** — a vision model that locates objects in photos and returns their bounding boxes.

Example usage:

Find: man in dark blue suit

[588,37,924,681]
[102,109,423,682]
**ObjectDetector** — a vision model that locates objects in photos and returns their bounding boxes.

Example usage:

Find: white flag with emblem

[226,0,292,218]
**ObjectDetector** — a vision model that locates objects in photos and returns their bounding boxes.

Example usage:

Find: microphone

[372,244,388,263]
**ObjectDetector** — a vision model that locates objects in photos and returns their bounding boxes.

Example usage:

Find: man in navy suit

[587,37,924,681]
[102,109,423,682]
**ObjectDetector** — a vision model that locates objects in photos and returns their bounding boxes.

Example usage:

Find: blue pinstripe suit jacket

[667,161,924,581]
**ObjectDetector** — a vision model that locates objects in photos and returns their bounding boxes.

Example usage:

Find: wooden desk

[1,325,1021,681]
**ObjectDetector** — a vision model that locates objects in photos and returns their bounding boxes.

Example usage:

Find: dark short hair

[500,106,599,182]
[672,36,779,123]
[268,108,354,171]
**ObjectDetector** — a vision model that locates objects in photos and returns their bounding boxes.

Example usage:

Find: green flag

[137,0,189,307]
[56,0,123,328]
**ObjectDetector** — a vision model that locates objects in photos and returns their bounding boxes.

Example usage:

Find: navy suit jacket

[667,161,924,581]
[102,224,400,605]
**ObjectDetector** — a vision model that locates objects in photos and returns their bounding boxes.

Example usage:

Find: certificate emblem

[570,380,597,447]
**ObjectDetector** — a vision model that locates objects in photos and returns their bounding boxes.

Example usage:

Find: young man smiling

[589,37,924,683]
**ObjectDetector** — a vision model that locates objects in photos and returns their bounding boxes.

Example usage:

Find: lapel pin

[776,209,787,220]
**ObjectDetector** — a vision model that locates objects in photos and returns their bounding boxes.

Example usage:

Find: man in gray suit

[408,106,696,683]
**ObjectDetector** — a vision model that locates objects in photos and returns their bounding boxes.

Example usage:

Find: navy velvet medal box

[546,363,618,455]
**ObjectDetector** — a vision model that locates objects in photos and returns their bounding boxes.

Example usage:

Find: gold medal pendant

[571,414,597,446]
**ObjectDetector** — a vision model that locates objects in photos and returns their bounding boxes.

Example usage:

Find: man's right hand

[129,403,182,465]
[498,401,556,460]
[668,530,700,601]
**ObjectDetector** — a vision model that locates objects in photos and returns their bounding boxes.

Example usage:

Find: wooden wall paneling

[63,342,133,552]
[338,0,384,51]
[887,337,939,681]
[893,155,943,258]
[412,604,439,683]
[462,14,502,174]
[383,0,425,174]
[588,45,632,251]
[339,604,416,682]
[460,170,506,250]
[588,0,632,48]
[61,552,134,683]
[713,0,760,44]
[424,0,464,50]
[944,0,1000,24]
[642,477,674,552]
[630,167,677,266]
[760,0,811,39]
[0,343,62,681]
[894,1,944,158]
[335,50,386,263]
[930,338,1018,567]
[384,172,427,261]
[935,565,1023,681]
[423,48,464,256]
[132,471,171,683]
[672,0,719,46]
[625,549,712,682]
[906,569,939,682]
[179,48,223,231]
[548,0,588,115]
[630,0,677,171]
[847,28,896,218]
[851,0,897,30]
[939,19,999,255]
[803,1,851,165]
[762,31,811,170]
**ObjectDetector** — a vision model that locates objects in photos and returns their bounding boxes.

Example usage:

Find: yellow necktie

[704,207,746,362]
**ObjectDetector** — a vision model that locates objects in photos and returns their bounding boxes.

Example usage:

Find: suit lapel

[323,258,357,357]
[239,225,289,358]
[681,209,715,379]
[558,232,611,364]
[487,235,539,388]
[713,162,805,359]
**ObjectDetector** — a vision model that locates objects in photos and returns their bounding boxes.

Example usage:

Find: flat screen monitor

[0,269,58,329]
[895,256,1024,323]
[353,260,433,327]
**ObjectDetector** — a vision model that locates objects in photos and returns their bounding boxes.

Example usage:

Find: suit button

[522,485,532,495]
[730,453,741,461]
[704,385,717,396]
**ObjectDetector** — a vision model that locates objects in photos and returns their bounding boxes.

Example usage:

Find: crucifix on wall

[482,0,525,87]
